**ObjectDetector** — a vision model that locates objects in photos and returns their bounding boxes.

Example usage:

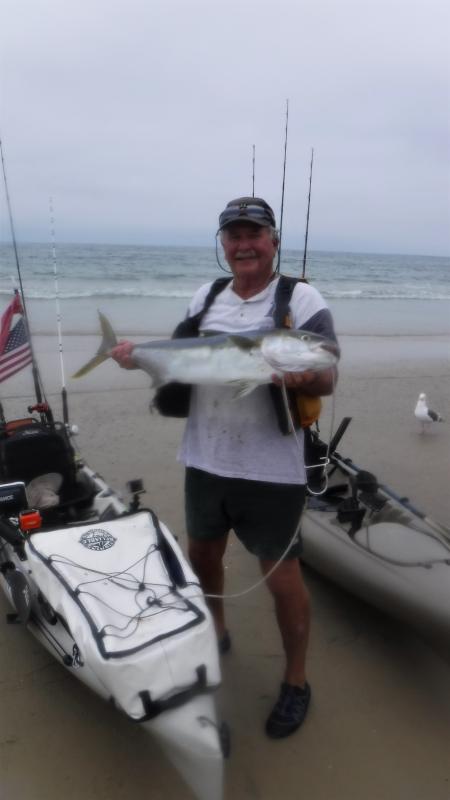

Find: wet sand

[1,334,449,799]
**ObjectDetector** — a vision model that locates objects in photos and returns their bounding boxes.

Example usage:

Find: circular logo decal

[79,529,116,551]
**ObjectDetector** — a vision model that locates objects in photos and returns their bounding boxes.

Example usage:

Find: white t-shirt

[178,276,332,485]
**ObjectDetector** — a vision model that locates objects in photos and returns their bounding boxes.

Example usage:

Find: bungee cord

[46,546,202,642]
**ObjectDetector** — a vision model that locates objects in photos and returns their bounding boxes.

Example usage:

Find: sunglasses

[219,203,276,229]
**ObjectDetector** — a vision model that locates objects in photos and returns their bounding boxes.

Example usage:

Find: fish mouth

[319,341,340,358]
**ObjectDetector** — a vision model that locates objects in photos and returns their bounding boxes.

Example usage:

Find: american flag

[0,294,33,383]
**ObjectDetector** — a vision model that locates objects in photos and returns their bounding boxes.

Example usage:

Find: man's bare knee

[261,558,308,598]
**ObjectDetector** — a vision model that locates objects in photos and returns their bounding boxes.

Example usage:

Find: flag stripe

[0,352,33,382]
[0,346,32,370]
[0,342,31,366]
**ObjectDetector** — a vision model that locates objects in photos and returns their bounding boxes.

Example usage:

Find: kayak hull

[301,454,450,644]
[0,463,224,800]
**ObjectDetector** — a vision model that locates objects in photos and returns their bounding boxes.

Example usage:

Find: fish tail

[71,311,118,378]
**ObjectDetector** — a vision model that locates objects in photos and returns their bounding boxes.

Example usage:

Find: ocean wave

[0,287,195,300]
[1,286,450,301]
[321,289,450,301]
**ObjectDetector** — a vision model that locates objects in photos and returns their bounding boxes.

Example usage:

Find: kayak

[301,418,450,644]
[0,416,226,800]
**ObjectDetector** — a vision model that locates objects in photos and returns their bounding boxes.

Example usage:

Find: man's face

[221,222,278,281]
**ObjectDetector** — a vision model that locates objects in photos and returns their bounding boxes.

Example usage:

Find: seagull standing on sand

[414,393,445,432]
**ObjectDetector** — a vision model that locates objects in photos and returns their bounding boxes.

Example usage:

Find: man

[112,197,338,739]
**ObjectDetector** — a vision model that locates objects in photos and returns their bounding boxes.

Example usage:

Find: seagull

[414,392,445,432]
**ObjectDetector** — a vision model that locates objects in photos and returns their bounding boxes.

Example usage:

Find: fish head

[261,329,339,373]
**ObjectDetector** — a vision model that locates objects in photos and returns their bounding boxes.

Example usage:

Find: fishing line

[281,370,338,497]
[0,136,48,410]
[252,144,255,197]
[49,198,69,426]
[214,234,232,274]
[301,148,314,281]
[201,377,338,601]
[277,99,289,274]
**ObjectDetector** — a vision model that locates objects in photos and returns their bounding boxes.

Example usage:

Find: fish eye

[300,334,310,342]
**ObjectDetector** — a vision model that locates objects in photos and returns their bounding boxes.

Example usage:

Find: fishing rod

[252,144,255,197]
[277,99,289,273]
[49,197,69,428]
[301,147,314,281]
[0,137,52,426]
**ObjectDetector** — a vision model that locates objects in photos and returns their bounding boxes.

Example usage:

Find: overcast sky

[0,0,449,255]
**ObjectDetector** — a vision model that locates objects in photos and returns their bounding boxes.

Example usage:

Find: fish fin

[72,353,109,379]
[228,334,257,350]
[230,380,259,399]
[71,311,118,378]
[98,311,118,352]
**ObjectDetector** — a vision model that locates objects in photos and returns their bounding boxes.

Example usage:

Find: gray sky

[1,0,449,255]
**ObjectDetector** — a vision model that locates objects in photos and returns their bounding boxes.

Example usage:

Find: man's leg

[260,557,311,737]
[188,535,229,639]
[260,557,310,685]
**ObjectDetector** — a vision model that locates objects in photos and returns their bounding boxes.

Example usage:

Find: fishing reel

[27,403,54,426]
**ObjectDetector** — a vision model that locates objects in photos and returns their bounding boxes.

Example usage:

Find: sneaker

[265,681,311,739]
[218,630,231,655]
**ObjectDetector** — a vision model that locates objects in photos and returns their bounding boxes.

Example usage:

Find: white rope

[203,513,304,601]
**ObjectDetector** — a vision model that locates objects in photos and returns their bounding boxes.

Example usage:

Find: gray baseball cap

[218,196,276,231]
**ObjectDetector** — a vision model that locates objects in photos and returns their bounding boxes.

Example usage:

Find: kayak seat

[57,469,96,509]
[39,472,97,524]
[0,421,77,502]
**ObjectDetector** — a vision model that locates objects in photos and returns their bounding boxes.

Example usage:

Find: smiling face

[220,222,279,290]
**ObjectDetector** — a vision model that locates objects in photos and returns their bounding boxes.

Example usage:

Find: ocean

[0,243,449,337]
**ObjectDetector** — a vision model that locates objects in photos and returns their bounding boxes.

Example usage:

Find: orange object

[5,418,36,434]
[19,509,42,533]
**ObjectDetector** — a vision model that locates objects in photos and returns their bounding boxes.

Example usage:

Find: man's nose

[236,235,255,250]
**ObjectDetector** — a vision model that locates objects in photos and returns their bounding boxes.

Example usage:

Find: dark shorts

[185,467,305,561]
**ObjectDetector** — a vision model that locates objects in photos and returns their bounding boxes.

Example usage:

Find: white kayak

[0,417,225,800]
[301,418,450,644]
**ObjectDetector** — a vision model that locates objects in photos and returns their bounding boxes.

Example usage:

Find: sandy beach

[1,333,449,799]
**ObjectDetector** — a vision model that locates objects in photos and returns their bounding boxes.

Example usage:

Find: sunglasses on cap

[218,199,276,231]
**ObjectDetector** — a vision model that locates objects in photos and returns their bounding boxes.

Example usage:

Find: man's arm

[273,303,339,395]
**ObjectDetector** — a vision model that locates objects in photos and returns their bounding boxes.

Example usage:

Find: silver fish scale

[132,330,337,389]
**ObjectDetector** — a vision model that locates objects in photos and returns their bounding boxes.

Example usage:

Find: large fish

[73,312,338,396]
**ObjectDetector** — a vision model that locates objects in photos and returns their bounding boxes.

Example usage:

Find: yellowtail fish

[73,312,338,397]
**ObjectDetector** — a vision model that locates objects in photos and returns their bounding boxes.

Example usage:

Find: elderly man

[113,196,338,739]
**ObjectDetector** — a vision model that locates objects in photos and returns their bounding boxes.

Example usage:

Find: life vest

[153,274,322,434]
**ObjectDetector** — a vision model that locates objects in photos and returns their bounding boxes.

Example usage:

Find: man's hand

[111,340,137,370]
[272,366,337,396]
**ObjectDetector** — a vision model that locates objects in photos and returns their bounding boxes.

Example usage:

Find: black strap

[201,277,232,319]
[137,665,208,721]
[171,277,232,339]
[269,275,300,434]
[272,274,298,327]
